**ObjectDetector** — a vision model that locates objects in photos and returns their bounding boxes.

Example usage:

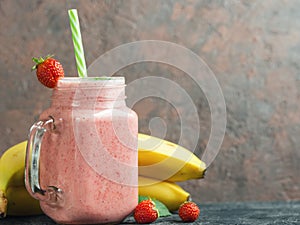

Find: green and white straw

[68,9,87,77]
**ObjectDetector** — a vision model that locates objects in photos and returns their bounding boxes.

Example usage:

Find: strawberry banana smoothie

[25,77,138,224]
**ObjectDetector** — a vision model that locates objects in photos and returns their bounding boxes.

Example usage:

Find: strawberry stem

[31,54,54,71]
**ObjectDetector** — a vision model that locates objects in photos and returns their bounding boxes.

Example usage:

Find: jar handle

[25,117,63,205]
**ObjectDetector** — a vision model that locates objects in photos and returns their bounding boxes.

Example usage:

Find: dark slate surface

[1,201,299,225]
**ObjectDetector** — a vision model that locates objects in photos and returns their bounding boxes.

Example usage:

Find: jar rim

[58,76,125,84]
[59,76,125,82]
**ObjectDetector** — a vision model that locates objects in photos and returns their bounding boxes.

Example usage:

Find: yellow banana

[0,141,43,218]
[138,133,206,182]
[0,190,7,218]
[0,141,27,191]
[6,186,42,216]
[138,176,190,211]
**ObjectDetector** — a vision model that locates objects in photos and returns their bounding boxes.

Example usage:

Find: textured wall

[0,0,299,203]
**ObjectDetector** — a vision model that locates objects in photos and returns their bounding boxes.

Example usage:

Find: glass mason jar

[25,77,138,224]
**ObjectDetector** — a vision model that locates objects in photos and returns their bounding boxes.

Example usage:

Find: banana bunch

[138,133,206,211]
[0,141,42,218]
[138,176,190,211]
[0,133,206,217]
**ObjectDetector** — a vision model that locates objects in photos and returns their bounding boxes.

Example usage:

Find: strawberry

[178,201,200,222]
[134,199,159,224]
[32,55,64,88]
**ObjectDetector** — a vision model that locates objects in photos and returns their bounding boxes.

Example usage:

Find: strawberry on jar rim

[32,55,64,88]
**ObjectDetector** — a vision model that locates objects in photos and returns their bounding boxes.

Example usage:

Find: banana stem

[0,190,8,218]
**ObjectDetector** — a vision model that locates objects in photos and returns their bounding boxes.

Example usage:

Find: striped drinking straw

[68,9,87,78]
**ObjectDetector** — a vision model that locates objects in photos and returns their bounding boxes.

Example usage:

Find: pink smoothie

[36,78,138,224]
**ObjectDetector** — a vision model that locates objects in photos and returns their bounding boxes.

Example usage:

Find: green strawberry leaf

[138,195,171,217]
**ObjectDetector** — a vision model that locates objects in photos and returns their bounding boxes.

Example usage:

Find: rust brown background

[0,0,299,203]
